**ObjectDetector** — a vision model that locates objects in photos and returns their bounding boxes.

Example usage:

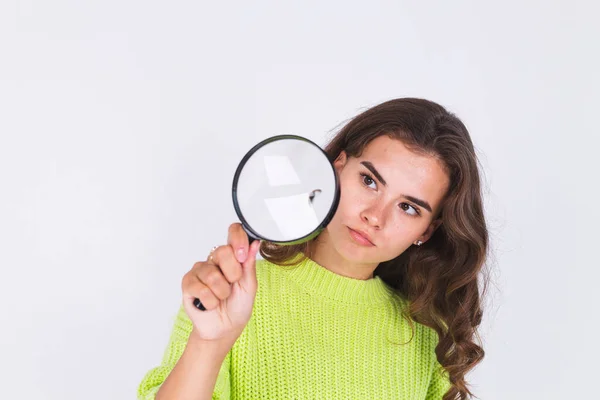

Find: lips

[348,227,375,246]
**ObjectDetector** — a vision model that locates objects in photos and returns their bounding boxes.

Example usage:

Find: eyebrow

[360,161,433,213]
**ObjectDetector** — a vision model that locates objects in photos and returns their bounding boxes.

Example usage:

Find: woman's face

[326,135,450,265]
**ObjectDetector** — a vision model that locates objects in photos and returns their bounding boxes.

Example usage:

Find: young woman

[138,98,490,400]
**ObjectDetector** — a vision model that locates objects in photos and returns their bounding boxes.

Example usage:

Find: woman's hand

[181,223,261,343]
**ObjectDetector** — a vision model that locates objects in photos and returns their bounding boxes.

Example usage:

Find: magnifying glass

[193,134,340,310]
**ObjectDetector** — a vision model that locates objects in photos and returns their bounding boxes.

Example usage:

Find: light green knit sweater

[138,256,451,399]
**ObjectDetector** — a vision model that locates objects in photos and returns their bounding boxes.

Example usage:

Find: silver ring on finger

[208,245,218,263]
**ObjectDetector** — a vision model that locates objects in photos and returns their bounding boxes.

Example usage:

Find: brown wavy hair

[259,98,491,399]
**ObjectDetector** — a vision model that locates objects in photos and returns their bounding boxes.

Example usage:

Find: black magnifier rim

[232,134,340,245]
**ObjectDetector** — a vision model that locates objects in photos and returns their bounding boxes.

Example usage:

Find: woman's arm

[155,328,232,400]
[137,306,233,400]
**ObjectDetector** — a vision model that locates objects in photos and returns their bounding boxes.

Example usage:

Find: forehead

[358,136,450,210]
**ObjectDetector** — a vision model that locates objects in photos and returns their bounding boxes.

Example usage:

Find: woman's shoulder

[255,256,302,280]
[379,293,442,353]
[254,257,295,290]
[255,257,272,280]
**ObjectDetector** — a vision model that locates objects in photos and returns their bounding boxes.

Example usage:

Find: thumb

[240,240,260,287]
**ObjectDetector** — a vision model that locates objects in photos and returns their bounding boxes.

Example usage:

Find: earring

[415,240,423,246]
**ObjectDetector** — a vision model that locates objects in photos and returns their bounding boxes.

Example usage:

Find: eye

[360,173,377,189]
[399,203,420,216]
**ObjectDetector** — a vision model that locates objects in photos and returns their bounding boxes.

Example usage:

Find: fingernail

[237,248,246,263]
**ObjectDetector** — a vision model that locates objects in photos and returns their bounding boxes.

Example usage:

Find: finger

[182,271,220,310]
[240,239,261,287]
[196,263,233,300]
[228,223,249,263]
[210,244,243,284]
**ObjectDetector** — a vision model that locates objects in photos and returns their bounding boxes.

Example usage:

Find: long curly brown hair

[258,98,491,400]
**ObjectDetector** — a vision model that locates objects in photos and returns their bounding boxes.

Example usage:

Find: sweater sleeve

[137,305,231,400]
[425,359,452,400]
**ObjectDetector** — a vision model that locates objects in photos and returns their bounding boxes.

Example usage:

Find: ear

[415,218,443,245]
[333,151,348,172]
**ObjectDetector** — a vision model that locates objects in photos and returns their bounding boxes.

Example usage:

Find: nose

[360,202,385,229]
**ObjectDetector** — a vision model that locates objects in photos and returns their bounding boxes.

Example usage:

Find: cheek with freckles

[330,175,364,232]
[376,226,416,261]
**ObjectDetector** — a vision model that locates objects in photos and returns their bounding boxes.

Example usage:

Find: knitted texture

[138,256,451,399]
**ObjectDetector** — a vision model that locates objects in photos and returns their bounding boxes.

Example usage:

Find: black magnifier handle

[193,298,207,311]
[193,232,258,311]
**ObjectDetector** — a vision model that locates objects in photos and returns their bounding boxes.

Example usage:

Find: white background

[1,1,597,399]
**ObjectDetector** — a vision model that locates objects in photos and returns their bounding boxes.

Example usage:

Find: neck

[307,229,378,281]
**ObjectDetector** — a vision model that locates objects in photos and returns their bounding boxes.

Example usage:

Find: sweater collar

[269,254,395,305]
